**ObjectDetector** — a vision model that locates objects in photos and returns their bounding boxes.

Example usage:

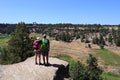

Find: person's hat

[36,37,40,41]
[43,34,46,37]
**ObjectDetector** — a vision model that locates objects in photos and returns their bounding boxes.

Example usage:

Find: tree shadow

[49,64,70,80]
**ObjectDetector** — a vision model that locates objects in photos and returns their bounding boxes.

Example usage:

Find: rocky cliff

[0,56,69,80]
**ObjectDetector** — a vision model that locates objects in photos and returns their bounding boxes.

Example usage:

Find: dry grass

[49,40,98,61]
[49,40,120,76]
[29,33,43,38]
[106,46,120,56]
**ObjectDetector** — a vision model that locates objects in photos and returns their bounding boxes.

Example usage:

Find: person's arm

[39,40,42,50]
[33,40,36,44]
[48,40,50,51]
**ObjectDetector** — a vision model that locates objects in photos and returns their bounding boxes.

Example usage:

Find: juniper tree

[99,34,105,49]
[108,33,113,45]
[70,61,84,80]
[84,54,103,80]
[8,22,33,63]
[115,25,120,46]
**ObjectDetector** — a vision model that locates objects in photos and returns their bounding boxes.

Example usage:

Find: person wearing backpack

[41,34,50,66]
[33,37,42,65]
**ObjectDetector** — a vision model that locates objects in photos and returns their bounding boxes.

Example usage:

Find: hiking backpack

[33,41,39,49]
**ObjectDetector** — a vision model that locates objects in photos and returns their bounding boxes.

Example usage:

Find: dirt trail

[0,56,68,80]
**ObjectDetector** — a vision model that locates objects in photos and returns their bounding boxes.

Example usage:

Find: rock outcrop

[0,56,69,80]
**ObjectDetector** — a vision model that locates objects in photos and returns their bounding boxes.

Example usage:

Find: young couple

[33,34,50,66]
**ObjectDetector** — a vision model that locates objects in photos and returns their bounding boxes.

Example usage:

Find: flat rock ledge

[0,56,69,80]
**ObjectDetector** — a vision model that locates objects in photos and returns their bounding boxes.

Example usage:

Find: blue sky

[0,0,120,24]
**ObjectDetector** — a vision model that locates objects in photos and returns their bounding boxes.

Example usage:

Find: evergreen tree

[76,33,80,39]
[84,54,103,80]
[112,28,117,46]
[8,22,33,63]
[99,34,105,45]
[56,32,72,42]
[85,35,90,43]
[99,34,105,49]
[108,33,113,45]
[70,61,84,80]
[65,32,72,42]
[0,47,12,64]
[115,25,120,46]
[92,36,99,44]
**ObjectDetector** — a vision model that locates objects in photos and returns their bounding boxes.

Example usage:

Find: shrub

[99,44,104,49]
[70,61,85,80]
[55,32,73,42]
[55,54,103,80]
[84,54,103,80]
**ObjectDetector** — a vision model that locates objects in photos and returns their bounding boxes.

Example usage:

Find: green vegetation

[0,36,10,64]
[0,24,16,34]
[55,54,103,80]
[102,72,120,80]
[70,61,85,80]
[56,54,120,80]
[0,37,10,47]
[94,49,120,66]
[93,49,120,80]
[1,23,120,79]
[54,54,73,63]
[0,22,33,64]
[84,54,103,80]
[55,32,73,42]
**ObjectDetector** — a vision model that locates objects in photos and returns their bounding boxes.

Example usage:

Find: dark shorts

[34,49,41,54]
[41,49,49,56]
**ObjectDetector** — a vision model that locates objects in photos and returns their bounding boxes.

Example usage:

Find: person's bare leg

[43,56,45,65]
[35,53,37,64]
[39,53,41,65]
[46,55,49,64]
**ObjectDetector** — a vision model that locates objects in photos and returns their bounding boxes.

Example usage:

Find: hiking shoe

[43,62,46,65]
[39,63,42,65]
[35,62,38,65]
[45,63,51,66]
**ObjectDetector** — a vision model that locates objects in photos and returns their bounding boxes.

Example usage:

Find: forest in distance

[1,23,120,48]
